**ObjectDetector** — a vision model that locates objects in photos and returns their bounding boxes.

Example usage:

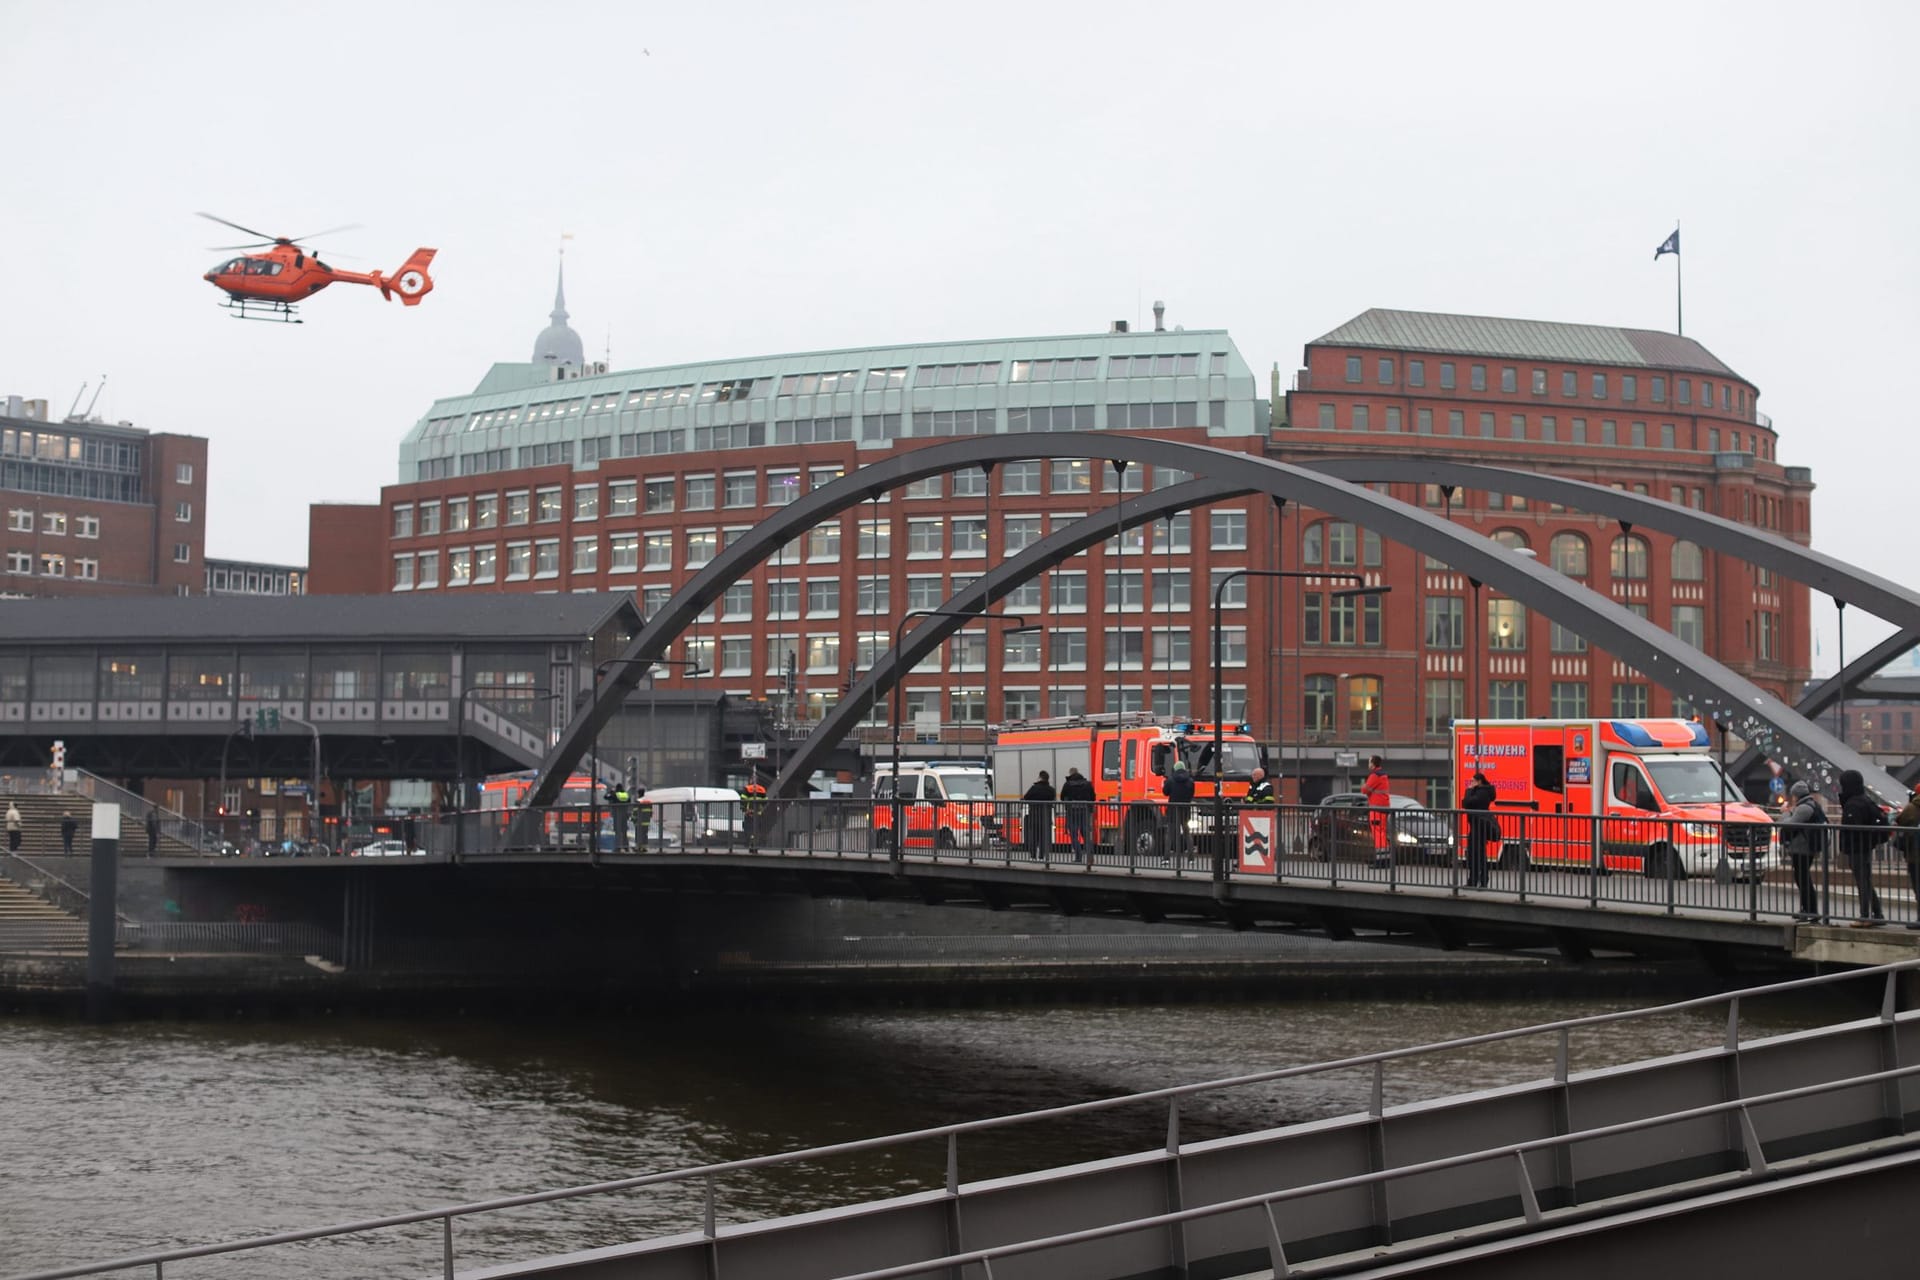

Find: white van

[640,786,748,848]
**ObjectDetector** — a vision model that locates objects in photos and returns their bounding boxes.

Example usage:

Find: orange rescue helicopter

[199,212,436,323]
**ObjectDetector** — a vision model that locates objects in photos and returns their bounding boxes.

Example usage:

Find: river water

[0,982,1843,1279]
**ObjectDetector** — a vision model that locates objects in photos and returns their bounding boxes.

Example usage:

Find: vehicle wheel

[1643,844,1688,880]
[936,829,957,851]
[1125,817,1164,862]
[1497,841,1532,871]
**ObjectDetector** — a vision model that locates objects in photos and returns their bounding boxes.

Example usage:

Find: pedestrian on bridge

[1244,767,1275,806]
[1022,770,1055,860]
[1837,770,1887,927]
[60,810,77,856]
[1895,788,1920,929]
[1363,756,1393,868]
[1461,771,1498,889]
[1163,760,1196,863]
[606,782,632,853]
[5,801,21,853]
[145,808,160,856]
[1776,781,1827,921]
[634,786,654,850]
[1060,767,1096,862]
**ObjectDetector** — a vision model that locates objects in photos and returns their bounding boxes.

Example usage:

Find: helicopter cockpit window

[246,259,282,276]
[217,259,246,275]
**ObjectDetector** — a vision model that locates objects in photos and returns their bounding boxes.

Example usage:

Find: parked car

[351,839,425,858]
[1307,792,1456,863]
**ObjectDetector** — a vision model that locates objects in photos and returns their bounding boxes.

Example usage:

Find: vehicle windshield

[1646,758,1741,805]
[939,775,992,799]
[1186,740,1263,780]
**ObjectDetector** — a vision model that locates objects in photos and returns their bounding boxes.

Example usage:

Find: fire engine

[992,714,1263,859]
[1454,718,1775,878]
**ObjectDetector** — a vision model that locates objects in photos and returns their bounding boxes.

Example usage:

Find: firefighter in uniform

[634,785,654,850]
[742,773,768,850]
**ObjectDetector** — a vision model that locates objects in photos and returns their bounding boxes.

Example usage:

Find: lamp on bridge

[1208,570,1387,886]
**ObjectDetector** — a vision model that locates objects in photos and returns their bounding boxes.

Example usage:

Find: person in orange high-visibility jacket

[1362,755,1392,867]
[741,774,767,850]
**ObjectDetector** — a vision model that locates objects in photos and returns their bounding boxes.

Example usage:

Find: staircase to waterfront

[0,862,87,950]
[3,790,199,858]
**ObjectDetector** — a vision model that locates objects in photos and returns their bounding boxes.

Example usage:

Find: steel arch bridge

[525,434,1904,815]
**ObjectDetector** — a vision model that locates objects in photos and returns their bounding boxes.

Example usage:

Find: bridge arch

[526,434,1903,809]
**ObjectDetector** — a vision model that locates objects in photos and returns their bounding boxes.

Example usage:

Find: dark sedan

[1307,793,1457,863]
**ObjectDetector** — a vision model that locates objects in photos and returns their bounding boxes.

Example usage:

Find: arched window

[1301,522,1322,567]
[1610,533,1650,581]
[1303,674,1335,733]
[1347,676,1383,735]
[1671,539,1705,581]
[1325,521,1358,567]
[1490,528,1531,552]
[1362,528,1382,567]
[1550,533,1589,577]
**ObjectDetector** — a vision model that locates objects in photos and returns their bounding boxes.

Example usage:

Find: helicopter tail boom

[376,248,437,305]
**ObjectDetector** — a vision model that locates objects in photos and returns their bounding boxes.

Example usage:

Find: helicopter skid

[219,296,302,323]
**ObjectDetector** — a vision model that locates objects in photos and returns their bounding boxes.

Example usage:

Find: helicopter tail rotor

[376,248,437,306]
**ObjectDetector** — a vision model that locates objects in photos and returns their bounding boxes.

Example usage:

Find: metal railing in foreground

[13,958,1920,1280]
[114,921,342,958]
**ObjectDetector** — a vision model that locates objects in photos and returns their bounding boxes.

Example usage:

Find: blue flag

[1654,230,1680,260]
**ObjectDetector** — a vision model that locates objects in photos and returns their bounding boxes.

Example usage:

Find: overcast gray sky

[3,0,1914,669]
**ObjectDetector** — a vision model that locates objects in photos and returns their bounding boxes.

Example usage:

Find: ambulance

[1453,718,1775,878]
[870,760,997,850]
[992,714,1263,859]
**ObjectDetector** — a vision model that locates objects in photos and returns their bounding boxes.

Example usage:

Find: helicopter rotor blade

[206,241,276,251]
[197,211,280,242]
[284,222,363,245]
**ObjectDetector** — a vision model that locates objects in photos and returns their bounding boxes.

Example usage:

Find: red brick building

[1,395,208,599]
[1274,309,1813,802]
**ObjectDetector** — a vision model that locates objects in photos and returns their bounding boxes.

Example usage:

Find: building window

[1622,374,1638,403]
[1318,403,1335,429]
[572,486,598,521]
[1611,683,1650,717]
[1678,379,1692,406]
[1348,677,1382,734]
[1500,367,1517,393]
[172,543,191,564]
[1407,359,1425,387]
[1550,621,1587,654]
[1610,533,1650,580]
[505,542,532,580]
[642,533,672,569]
[4,550,28,575]
[1049,629,1087,670]
[1489,680,1527,718]
[1416,408,1433,434]
[37,552,64,577]
[1530,369,1548,395]
[721,582,753,618]
[1053,570,1088,611]
[1303,675,1334,732]
[1425,679,1463,735]
[857,577,890,614]
[1345,356,1362,383]
[475,494,500,529]
[1447,410,1464,436]
[1377,357,1394,386]
[1550,533,1589,577]
[1470,365,1486,391]
[1591,372,1607,400]
[417,501,442,536]
[905,575,942,611]
[448,547,472,585]
[1385,407,1402,432]
[176,462,194,485]
[392,554,414,590]
[472,545,497,583]
[1210,510,1247,550]
[73,557,98,581]
[1550,682,1589,717]
[1439,362,1456,390]
[907,519,942,557]
[42,511,66,536]
[1488,598,1526,650]
[1425,596,1464,649]
[686,529,718,567]
[1652,376,1667,403]
[6,508,31,533]
[1352,405,1370,432]
[533,487,560,523]
[858,519,891,558]
[722,472,755,507]
[767,470,800,506]
[952,517,986,557]
[392,504,413,538]
[1672,605,1705,648]
[1671,539,1705,581]
[806,579,840,617]
[607,534,637,573]
[644,478,675,513]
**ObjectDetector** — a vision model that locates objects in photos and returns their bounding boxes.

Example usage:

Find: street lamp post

[591,656,706,852]
[1208,570,1388,884]
[889,608,1026,873]
[455,683,554,859]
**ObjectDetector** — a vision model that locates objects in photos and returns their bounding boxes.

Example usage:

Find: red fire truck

[992,714,1263,859]
[1453,718,1775,878]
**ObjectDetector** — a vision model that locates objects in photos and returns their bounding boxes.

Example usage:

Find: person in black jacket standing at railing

[1461,771,1498,889]
[1059,767,1096,862]
[1022,771,1055,860]
[1775,781,1827,921]
[1836,769,1887,927]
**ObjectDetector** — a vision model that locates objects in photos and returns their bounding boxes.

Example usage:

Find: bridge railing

[439,796,1918,929]
[19,958,1920,1280]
